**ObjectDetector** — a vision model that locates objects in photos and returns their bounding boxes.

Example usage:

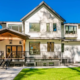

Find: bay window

[65,25,77,34]
[8,24,22,32]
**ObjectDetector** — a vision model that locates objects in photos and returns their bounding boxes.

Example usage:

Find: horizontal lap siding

[25,40,61,58]
[63,42,80,63]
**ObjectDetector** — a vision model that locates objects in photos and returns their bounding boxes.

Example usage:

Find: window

[6,45,22,58]
[29,42,40,55]
[12,26,18,31]
[47,42,54,52]
[8,24,22,32]
[61,43,64,52]
[53,23,57,31]
[29,23,40,32]
[65,25,77,34]
[65,25,69,34]
[46,23,50,32]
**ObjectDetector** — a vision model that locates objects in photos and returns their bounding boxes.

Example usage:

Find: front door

[6,45,22,58]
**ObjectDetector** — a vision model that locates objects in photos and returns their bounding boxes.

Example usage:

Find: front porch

[0,28,29,66]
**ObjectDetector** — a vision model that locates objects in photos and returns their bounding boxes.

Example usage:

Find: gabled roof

[0,28,30,39]
[21,1,66,22]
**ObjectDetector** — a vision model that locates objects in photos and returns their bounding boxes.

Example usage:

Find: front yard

[14,67,80,80]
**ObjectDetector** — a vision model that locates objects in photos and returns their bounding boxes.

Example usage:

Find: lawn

[14,67,80,80]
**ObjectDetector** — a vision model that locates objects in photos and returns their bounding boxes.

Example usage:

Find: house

[0,1,80,66]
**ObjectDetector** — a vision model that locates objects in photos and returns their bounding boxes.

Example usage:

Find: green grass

[14,67,80,80]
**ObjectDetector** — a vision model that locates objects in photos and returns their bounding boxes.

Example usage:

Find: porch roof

[0,28,30,39]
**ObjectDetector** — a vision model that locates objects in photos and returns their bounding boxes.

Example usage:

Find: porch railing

[25,51,74,64]
[25,51,62,62]
[6,51,26,58]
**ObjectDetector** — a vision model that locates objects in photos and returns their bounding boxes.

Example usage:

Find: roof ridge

[21,1,66,21]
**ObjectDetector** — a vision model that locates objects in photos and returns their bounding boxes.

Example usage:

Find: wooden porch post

[23,39,26,51]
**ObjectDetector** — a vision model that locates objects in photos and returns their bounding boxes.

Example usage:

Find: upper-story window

[46,23,50,32]
[53,23,57,31]
[29,23,40,32]
[65,25,77,34]
[8,24,22,32]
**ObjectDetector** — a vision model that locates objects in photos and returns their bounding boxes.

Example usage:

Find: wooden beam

[23,40,26,51]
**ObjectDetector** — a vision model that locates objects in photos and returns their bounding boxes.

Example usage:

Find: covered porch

[0,28,29,64]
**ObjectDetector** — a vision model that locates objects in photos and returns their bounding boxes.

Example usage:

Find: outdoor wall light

[19,40,22,44]
[9,39,12,44]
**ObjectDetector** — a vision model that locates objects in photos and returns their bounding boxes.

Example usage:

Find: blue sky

[0,0,80,23]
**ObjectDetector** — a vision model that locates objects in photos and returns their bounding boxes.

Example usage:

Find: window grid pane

[53,23,57,31]
[69,26,73,34]
[65,25,69,34]
[74,26,77,34]
[46,23,50,32]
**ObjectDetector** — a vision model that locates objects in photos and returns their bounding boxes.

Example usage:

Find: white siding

[25,40,61,58]
[63,42,80,63]
[24,6,62,38]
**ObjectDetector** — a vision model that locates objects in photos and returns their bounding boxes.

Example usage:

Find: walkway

[0,67,23,80]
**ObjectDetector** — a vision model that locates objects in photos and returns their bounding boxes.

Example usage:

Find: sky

[0,0,80,24]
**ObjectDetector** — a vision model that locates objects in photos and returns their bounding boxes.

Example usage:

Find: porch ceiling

[0,28,30,40]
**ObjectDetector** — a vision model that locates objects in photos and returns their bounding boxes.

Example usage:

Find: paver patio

[0,67,23,80]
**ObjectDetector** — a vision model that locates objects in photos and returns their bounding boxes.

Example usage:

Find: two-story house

[0,1,80,66]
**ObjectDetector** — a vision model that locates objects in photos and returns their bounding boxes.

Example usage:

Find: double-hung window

[53,23,57,31]
[47,42,54,52]
[46,23,50,32]
[29,23,40,32]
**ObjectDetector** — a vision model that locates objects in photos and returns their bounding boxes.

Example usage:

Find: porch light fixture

[9,35,13,44]
[9,39,12,44]
[19,40,22,44]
